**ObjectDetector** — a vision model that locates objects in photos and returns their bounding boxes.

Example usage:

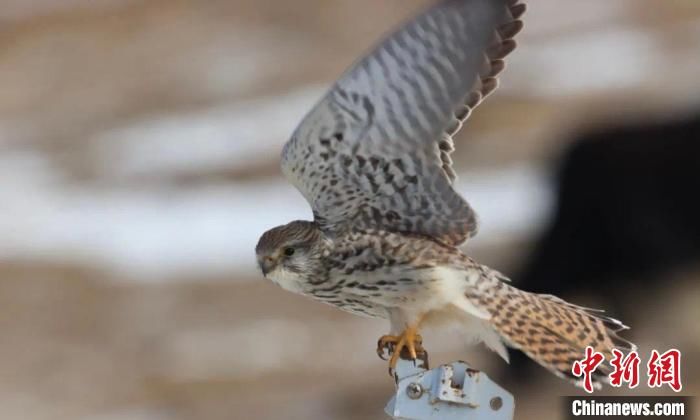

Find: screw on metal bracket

[490,396,503,411]
[406,383,424,400]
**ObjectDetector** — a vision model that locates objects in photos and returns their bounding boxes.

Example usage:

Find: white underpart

[269,263,511,363]
[434,267,492,320]
[392,267,510,363]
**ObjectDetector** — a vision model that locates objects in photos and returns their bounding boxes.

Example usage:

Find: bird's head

[255,220,328,293]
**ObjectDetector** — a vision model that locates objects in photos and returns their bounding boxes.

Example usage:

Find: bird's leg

[376,332,425,360]
[376,323,426,373]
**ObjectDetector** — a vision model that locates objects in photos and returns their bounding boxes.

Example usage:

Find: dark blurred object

[523,112,700,287]
[509,111,700,376]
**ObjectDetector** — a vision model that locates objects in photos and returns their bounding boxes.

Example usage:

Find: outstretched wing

[282,0,525,245]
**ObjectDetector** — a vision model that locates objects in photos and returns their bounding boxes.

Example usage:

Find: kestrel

[256,0,634,388]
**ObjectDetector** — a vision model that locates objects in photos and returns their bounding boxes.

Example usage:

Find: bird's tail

[466,271,636,389]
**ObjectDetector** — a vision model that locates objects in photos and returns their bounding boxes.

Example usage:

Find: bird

[255,0,635,389]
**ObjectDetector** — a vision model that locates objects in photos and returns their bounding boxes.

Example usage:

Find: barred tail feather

[467,278,636,389]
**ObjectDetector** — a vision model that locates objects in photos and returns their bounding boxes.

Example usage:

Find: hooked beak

[260,257,275,277]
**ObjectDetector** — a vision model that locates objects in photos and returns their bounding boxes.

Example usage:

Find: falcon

[255,0,635,388]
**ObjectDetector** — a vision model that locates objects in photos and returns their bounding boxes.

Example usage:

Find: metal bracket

[385,353,514,420]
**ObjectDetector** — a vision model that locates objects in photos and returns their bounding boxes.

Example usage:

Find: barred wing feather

[282,0,525,245]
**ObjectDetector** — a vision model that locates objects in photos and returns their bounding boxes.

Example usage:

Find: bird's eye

[283,247,295,257]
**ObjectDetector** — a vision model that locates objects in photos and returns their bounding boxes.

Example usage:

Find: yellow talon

[376,326,425,373]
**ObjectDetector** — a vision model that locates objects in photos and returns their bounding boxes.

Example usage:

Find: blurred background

[1,0,699,419]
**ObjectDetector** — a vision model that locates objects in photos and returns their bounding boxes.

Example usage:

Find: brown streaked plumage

[255,0,635,389]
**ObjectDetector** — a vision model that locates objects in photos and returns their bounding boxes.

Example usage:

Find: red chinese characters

[647,349,682,392]
[609,349,640,388]
[572,347,683,393]
[572,346,605,393]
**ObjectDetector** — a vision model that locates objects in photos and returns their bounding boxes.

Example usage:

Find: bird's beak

[260,257,275,277]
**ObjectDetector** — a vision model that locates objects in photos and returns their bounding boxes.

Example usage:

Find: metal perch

[385,352,514,420]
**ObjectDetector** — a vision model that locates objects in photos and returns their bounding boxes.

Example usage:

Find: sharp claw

[378,330,426,373]
[377,335,399,361]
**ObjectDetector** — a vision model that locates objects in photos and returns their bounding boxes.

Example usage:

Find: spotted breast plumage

[255,0,634,389]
